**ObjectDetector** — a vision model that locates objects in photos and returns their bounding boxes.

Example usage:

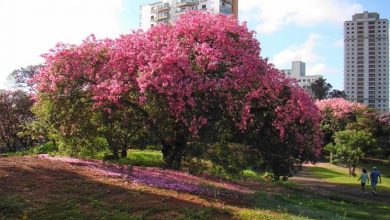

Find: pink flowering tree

[315,98,376,165]
[32,36,147,158]
[315,98,367,119]
[34,12,323,172]
[375,112,390,158]
[315,98,368,144]
[235,74,323,177]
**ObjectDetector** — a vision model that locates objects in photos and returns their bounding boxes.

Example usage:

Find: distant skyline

[1,0,389,90]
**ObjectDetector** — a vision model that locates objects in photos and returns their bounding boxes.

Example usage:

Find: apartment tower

[344,11,389,112]
[140,0,238,31]
[281,61,323,90]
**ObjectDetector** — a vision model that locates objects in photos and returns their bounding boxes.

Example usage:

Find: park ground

[1,151,389,220]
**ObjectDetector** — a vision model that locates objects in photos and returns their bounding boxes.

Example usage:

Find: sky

[0,0,389,90]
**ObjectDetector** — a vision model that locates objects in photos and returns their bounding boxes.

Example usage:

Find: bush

[145,144,162,151]
[29,142,58,154]
[182,158,209,175]
[206,143,259,178]
[360,157,390,166]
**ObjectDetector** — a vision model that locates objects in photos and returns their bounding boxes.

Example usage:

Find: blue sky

[1,0,389,90]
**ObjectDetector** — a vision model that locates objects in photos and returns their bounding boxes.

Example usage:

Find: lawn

[239,188,390,220]
[118,149,165,167]
[308,162,390,192]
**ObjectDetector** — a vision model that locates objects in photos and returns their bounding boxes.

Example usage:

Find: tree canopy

[32,12,323,175]
[310,78,333,100]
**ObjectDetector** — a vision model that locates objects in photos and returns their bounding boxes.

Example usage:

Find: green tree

[328,90,347,99]
[325,130,374,176]
[8,65,42,93]
[0,90,34,152]
[310,78,332,100]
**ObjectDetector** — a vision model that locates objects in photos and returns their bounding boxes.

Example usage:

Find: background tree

[8,65,42,93]
[325,130,374,176]
[316,98,370,163]
[375,112,390,159]
[328,90,347,99]
[0,90,34,152]
[310,78,332,100]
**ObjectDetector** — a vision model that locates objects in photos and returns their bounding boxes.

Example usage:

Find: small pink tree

[315,98,367,119]
[315,98,370,163]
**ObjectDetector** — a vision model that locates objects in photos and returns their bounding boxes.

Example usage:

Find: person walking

[357,168,370,194]
[370,167,382,196]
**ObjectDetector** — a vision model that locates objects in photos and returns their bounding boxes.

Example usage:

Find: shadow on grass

[0,158,231,220]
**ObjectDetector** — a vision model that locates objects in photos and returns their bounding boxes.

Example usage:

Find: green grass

[238,188,390,220]
[117,149,164,167]
[0,195,25,220]
[308,163,390,192]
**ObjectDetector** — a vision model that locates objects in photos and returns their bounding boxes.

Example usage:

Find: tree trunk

[107,138,119,159]
[121,146,127,158]
[162,141,186,170]
[351,164,356,176]
[112,148,119,159]
[7,144,12,153]
[160,125,188,170]
[348,165,353,176]
[330,152,333,164]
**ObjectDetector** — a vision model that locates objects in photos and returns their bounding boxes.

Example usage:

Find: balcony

[220,0,233,14]
[176,0,198,7]
[157,13,170,21]
[158,3,170,12]
[175,7,187,14]
[220,6,232,15]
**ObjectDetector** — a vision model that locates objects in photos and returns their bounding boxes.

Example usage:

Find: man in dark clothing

[370,167,382,195]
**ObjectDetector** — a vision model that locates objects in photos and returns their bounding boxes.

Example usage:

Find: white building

[344,11,389,112]
[140,0,238,31]
[281,61,323,90]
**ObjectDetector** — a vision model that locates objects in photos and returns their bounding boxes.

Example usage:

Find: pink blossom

[37,154,253,196]
[33,11,323,160]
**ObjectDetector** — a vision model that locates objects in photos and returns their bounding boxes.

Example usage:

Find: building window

[202,5,206,9]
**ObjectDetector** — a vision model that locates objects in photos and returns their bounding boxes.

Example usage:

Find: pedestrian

[370,167,382,196]
[357,168,370,193]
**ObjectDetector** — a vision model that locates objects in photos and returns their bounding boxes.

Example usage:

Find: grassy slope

[1,151,390,220]
[120,151,390,219]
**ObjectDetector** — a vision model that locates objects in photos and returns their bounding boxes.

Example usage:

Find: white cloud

[309,63,326,74]
[272,34,322,69]
[272,34,340,76]
[0,0,125,89]
[239,0,363,34]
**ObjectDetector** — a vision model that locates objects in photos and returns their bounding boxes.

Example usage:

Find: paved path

[290,165,390,204]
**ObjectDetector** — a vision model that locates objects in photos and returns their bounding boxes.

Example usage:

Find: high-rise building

[281,61,323,90]
[344,11,389,112]
[140,0,238,31]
